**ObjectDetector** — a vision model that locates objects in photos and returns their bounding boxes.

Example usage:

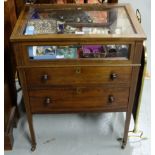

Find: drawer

[25,66,132,87]
[29,87,129,113]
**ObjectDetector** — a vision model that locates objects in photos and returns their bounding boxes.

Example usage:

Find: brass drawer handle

[44,97,52,106]
[110,73,117,80]
[76,88,82,94]
[108,95,115,104]
[42,74,48,82]
[75,67,81,74]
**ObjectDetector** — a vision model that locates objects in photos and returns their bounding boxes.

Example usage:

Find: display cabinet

[10,4,146,151]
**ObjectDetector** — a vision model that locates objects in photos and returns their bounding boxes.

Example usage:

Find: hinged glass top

[24,6,135,35]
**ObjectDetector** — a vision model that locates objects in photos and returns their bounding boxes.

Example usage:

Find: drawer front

[25,66,132,87]
[29,87,129,113]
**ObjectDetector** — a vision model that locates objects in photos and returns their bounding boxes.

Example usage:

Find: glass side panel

[24,6,135,35]
[28,45,129,60]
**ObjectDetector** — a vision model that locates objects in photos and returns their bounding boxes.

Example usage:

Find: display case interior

[28,44,129,60]
[24,6,135,35]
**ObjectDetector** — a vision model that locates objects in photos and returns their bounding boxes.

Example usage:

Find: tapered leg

[27,113,36,151]
[121,111,131,149]
[18,70,36,151]
[120,65,142,149]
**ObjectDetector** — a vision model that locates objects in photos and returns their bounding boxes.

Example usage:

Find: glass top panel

[24,6,135,35]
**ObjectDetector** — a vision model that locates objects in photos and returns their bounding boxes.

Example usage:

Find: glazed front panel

[19,42,135,66]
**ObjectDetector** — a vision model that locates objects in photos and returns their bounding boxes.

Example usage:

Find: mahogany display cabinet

[10,3,146,151]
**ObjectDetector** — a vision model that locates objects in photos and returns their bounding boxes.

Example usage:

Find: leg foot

[31,144,36,152]
[121,140,126,149]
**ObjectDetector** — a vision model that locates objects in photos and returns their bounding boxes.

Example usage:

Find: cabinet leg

[18,70,36,151]
[122,111,132,149]
[27,113,36,151]
[31,143,36,152]
[121,139,126,149]
[117,138,126,149]
[120,66,141,149]
[117,112,132,149]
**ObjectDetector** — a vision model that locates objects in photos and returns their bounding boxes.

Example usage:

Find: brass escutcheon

[75,67,81,74]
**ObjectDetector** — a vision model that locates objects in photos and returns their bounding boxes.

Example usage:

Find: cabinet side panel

[133,41,143,64]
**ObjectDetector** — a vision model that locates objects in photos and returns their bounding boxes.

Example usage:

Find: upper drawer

[19,43,135,66]
[25,66,132,87]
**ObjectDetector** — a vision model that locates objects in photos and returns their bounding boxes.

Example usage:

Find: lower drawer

[29,87,129,113]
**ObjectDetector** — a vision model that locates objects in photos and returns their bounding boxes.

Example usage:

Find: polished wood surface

[25,66,132,87]
[29,87,129,113]
[108,0,118,3]
[14,0,25,17]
